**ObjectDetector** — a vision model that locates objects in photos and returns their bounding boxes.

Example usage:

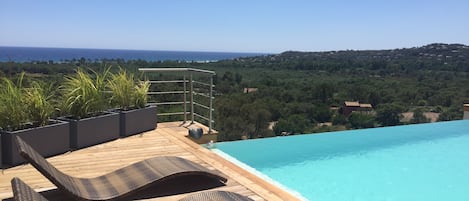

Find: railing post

[209,75,213,134]
[190,73,194,124]
[183,75,187,123]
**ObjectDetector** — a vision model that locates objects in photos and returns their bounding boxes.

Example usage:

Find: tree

[288,114,310,134]
[348,113,375,129]
[272,114,310,135]
[332,113,347,125]
[376,103,403,126]
[215,95,273,140]
[240,103,272,138]
[314,83,336,104]
[311,105,332,123]
[410,108,429,123]
[438,106,462,121]
[273,118,290,135]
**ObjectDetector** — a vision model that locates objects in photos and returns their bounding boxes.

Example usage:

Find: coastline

[0,46,267,63]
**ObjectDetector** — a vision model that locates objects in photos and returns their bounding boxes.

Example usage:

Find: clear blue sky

[1,0,468,53]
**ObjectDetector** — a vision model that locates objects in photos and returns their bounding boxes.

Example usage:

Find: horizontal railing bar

[139,68,216,75]
[194,113,208,121]
[193,102,215,111]
[147,91,187,95]
[193,92,212,98]
[193,80,215,87]
[152,101,186,105]
[158,112,187,116]
[149,80,188,84]
[193,102,210,110]
[139,68,215,129]
[194,113,215,123]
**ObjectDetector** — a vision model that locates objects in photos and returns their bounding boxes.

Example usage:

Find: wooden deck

[0,122,302,201]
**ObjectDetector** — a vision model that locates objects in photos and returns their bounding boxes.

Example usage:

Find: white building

[464,104,469,119]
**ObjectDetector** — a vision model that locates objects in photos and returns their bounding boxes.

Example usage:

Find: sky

[0,0,468,53]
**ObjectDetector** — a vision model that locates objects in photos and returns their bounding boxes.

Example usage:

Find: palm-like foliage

[108,68,149,110]
[108,69,135,110]
[0,73,57,131]
[24,81,55,127]
[0,74,28,131]
[134,80,150,109]
[61,68,110,119]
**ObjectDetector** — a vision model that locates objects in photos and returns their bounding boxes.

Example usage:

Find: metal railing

[139,68,215,133]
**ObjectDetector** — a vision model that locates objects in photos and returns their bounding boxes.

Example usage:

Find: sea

[0,46,265,63]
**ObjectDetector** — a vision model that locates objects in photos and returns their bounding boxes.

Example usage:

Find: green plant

[0,74,29,131]
[134,80,150,109]
[108,68,149,110]
[108,69,135,110]
[61,68,110,119]
[0,73,57,131]
[24,81,55,127]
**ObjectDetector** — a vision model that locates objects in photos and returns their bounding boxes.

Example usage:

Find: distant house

[243,88,258,94]
[464,104,469,119]
[342,101,373,116]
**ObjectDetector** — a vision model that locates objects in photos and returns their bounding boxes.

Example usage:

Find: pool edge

[212,148,309,201]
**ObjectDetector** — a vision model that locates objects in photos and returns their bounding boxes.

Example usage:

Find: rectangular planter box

[119,105,157,137]
[60,112,120,149]
[1,120,70,166]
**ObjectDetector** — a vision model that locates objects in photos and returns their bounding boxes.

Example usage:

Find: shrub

[0,74,28,131]
[108,68,149,110]
[24,81,55,127]
[134,80,150,108]
[61,68,110,119]
[0,74,54,131]
[108,69,135,110]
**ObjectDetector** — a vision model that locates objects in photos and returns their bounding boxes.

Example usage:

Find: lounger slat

[11,178,49,201]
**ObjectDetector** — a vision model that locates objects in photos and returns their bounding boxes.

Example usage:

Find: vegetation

[0,74,29,131]
[108,68,150,110]
[0,74,56,131]
[1,43,469,140]
[61,68,111,119]
[24,81,55,127]
[108,68,135,110]
[134,80,150,109]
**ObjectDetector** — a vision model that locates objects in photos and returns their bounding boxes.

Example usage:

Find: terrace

[0,122,302,200]
[0,68,302,201]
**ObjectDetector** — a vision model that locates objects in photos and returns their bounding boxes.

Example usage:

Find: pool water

[215,120,469,201]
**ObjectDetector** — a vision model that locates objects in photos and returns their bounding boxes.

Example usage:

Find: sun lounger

[11,177,252,201]
[15,136,227,201]
[11,177,48,201]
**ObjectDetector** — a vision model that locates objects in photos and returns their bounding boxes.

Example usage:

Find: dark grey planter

[119,105,157,137]
[59,112,119,149]
[1,120,70,166]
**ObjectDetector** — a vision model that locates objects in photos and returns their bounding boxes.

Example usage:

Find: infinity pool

[215,120,469,201]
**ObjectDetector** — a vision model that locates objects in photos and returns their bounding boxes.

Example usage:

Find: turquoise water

[215,120,469,201]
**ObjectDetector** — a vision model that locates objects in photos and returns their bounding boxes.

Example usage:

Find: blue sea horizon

[0,46,266,62]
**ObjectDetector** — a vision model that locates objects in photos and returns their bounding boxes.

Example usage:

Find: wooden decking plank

[0,122,302,201]
[157,123,301,201]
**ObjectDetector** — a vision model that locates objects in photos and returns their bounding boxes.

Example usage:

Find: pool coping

[212,148,308,201]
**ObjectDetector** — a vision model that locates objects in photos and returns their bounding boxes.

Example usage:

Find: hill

[217,43,469,74]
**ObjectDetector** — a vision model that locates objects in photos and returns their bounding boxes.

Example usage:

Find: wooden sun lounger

[11,177,253,201]
[15,136,228,201]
